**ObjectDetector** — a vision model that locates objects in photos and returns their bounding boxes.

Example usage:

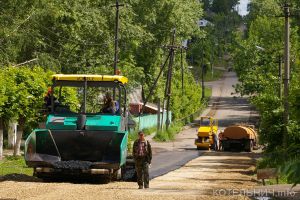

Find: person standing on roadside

[218,131,224,151]
[133,131,152,189]
[212,132,218,151]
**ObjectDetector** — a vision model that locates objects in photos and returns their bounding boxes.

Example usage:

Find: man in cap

[133,131,152,189]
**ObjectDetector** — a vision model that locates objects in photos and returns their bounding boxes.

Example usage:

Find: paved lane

[148,71,257,178]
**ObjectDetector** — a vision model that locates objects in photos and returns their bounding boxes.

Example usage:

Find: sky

[237,0,250,16]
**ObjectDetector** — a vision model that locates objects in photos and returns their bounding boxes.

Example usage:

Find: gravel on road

[0,72,261,199]
[0,151,259,200]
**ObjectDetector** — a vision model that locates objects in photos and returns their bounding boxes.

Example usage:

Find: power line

[13,9,36,33]
[38,40,113,66]
[38,32,106,49]
[31,21,116,47]
[283,2,290,148]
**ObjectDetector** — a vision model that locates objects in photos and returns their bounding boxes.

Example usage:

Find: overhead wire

[31,21,116,47]
[33,30,116,62]
[37,38,113,69]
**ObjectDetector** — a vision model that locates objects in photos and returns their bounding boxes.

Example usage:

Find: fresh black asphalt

[149,150,204,179]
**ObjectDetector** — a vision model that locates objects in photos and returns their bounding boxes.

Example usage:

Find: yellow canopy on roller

[52,74,128,84]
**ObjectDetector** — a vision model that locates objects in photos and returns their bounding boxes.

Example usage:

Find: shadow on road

[0,173,42,183]
[0,173,116,184]
[185,164,252,170]
[186,177,258,183]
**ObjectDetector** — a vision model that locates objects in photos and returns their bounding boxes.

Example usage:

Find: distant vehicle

[24,74,135,182]
[195,116,218,150]
[220,125,258,152]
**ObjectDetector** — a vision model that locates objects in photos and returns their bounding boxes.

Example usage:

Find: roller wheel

[249,140,254,152]
[112,169,122,181]
[245,140,253,152]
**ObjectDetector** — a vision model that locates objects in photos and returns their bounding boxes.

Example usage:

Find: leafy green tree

[2,67,49,155]
[0,0,207,123]
[170,69,202,120]
[0,66,80,155]
[232,0,300,185]
[0,70,8,159]
[211,0,239,14]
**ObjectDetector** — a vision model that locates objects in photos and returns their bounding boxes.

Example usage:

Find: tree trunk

[13,118,25,157]
[0,119,3,160]
[13,130,23,156]
[7,120,17,149]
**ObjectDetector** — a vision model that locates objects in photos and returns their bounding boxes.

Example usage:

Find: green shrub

[154,122,183,142]
[257,143,300,185]
[142,126,157,136]
[204,68,224,82]
[282,159,300,186]
[127,130,138,154]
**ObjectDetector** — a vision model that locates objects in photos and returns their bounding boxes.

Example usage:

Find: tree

[211,0,239,14]
[0,0,206,123]
[0,67,48,155]
[232,0,300,185]
[0,70,8,160]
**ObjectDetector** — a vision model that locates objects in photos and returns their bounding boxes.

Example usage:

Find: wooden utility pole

[165,29,176,130]
[201,38,205,100]
[181,48,184,95]
[278,56,282,100]
[157,99,161,132]
[141,29,185,130]
[0,120,3,160]
[283,3,290,148]
[112,0,124,75]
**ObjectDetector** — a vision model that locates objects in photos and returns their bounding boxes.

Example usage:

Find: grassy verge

[204,68,224,82]
[256,157,289,185]
[0,155,33,176]
[264,176,288,185]
[128,86,212,144]
[205,87,212,99]
[127,133,137,154]
[142,126,157,136]
[153,122,184,142]
[153,86,211,142]
[128,126,157,153]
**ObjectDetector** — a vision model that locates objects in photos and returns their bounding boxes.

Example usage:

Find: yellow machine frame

[195,116,218,150]
[52,74,128,84]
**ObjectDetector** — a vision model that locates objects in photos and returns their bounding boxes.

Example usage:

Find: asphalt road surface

[148,71,257,179]
[0,71,264,200]
[150,150,202,179]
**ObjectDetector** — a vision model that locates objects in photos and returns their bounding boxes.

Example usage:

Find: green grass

[153,122,183,142]
[204,87,212,99]
[128,86,212,144]
[204,68,224,82]
[152,86,212,142]
[264,176,288,185]
[142,126,157,136]
[127,130,138,154]
[256,157,289,185]
[0,155,33,176]
[128,126,157,154]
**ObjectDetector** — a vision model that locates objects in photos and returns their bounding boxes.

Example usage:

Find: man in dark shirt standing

[133,131,152,189]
